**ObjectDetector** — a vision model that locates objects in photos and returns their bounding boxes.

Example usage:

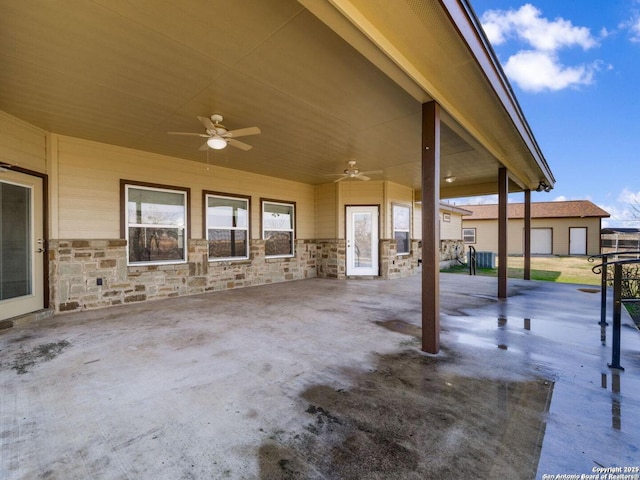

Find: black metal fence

[589,252,640,370]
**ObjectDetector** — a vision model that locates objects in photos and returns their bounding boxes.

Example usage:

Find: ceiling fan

[330,160,382,182]
[168,114,261,151]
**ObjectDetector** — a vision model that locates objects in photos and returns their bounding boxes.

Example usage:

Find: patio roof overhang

[0,0,553,196]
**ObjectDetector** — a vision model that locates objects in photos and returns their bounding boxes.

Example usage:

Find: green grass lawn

[442,255,640,326]
[442,255,601,285]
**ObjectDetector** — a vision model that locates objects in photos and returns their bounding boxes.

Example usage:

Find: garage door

[531,228,552,254]
[569,227,587,255]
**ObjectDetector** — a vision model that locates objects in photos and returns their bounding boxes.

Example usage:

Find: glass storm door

[0,171,44,321]
[346,206,379,276]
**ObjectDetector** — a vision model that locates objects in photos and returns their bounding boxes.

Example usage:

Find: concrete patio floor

[1,273,639,479]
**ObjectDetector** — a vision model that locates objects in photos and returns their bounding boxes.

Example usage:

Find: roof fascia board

[439,203,473,215]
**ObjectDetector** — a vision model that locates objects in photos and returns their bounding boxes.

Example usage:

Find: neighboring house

[0,0,554,356]
[461,201,610,256]
[412,202,471,269]
[438,204,472,268]
[601,228,640,254]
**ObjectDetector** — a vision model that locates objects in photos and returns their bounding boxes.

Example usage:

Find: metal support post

[468,246,476,276]
[599,254,608,344]
[608,263,624,370]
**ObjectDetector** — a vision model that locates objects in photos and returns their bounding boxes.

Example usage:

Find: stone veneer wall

[380,239,421,279]
[440,239,465,268]
[316,239,346,279]
[48,237,460,313]
[49,239,317,313]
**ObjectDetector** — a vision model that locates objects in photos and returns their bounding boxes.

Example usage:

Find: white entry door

[0,170,44,321]
[569,227,587,255]
[346,206,379,276]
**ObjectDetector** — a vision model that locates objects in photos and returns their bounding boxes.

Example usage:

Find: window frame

[261,198,296,258]
[203,191,251,262]
[392,203,411,256]
[121,180,190,266]
[462,228,476,244]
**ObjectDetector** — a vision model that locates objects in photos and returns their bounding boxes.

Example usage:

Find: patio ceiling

[0,0,554,198]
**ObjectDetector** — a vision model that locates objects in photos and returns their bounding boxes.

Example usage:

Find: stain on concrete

[258,350,553,480]
[376,319,421,338]
[10,340,71,374]
[0,319,13,330]
[578,288,600,294]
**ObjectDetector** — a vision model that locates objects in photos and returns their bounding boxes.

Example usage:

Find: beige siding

[337,180,384,238]
[541,217,601,255]
[412,205,465,241]
[340,180,383,205]
[315,183,337,238]
[334,181,414,239]
[386,182,413,238]
[440,211,463,240]
[463,217,602,255]
[55,136,315,240]
[413,204,422,240]
[462,219,498,252]
[0,111,46,172]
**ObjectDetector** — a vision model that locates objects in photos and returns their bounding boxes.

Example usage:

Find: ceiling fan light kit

[332,160,382,182]
[206,136,227,150]
[168,114,261,151]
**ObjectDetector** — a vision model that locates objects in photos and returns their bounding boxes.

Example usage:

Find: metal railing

[468,245,476,276]
[589,251,640,370]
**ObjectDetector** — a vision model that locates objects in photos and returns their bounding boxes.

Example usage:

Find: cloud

[600,202,640,228]
[503,50,597,92]
[480,4,601,92]
[447,195,499,206]
[618,188,640,204]
[596,190,640,227]
[482,4,597,51]
[621,16,640,42]
[449,192,562,206]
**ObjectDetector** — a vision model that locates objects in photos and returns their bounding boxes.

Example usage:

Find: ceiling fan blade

[356,175,371,181]
[358,170,383,175]
[225,127,261,138]
[198,142,209,151]
[227,138,252,151]
[197,115,215,130]
[168,132,209,137]
[334,176,348,182]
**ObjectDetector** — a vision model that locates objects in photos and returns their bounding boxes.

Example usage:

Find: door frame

[530,227,553,255]
[0,165,49,315]
[345,204,380,277]
[569,226,588,255]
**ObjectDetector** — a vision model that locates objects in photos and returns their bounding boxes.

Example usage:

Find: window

[393,204,411,255]
[463,228,476,244]
[442,212,451,222]
[262,200,295,257]
[123,182,188,265]
[205,192,249,261]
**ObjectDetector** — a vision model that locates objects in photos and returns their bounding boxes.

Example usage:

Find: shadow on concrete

[258,349,553,480]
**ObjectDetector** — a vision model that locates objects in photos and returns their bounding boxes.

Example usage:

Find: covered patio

[1,275,638,479]
[0,0,554,354]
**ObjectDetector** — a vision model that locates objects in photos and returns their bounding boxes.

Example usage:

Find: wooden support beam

[421,101,440,354]
[524,189,531,280]
[498,167,508,299]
